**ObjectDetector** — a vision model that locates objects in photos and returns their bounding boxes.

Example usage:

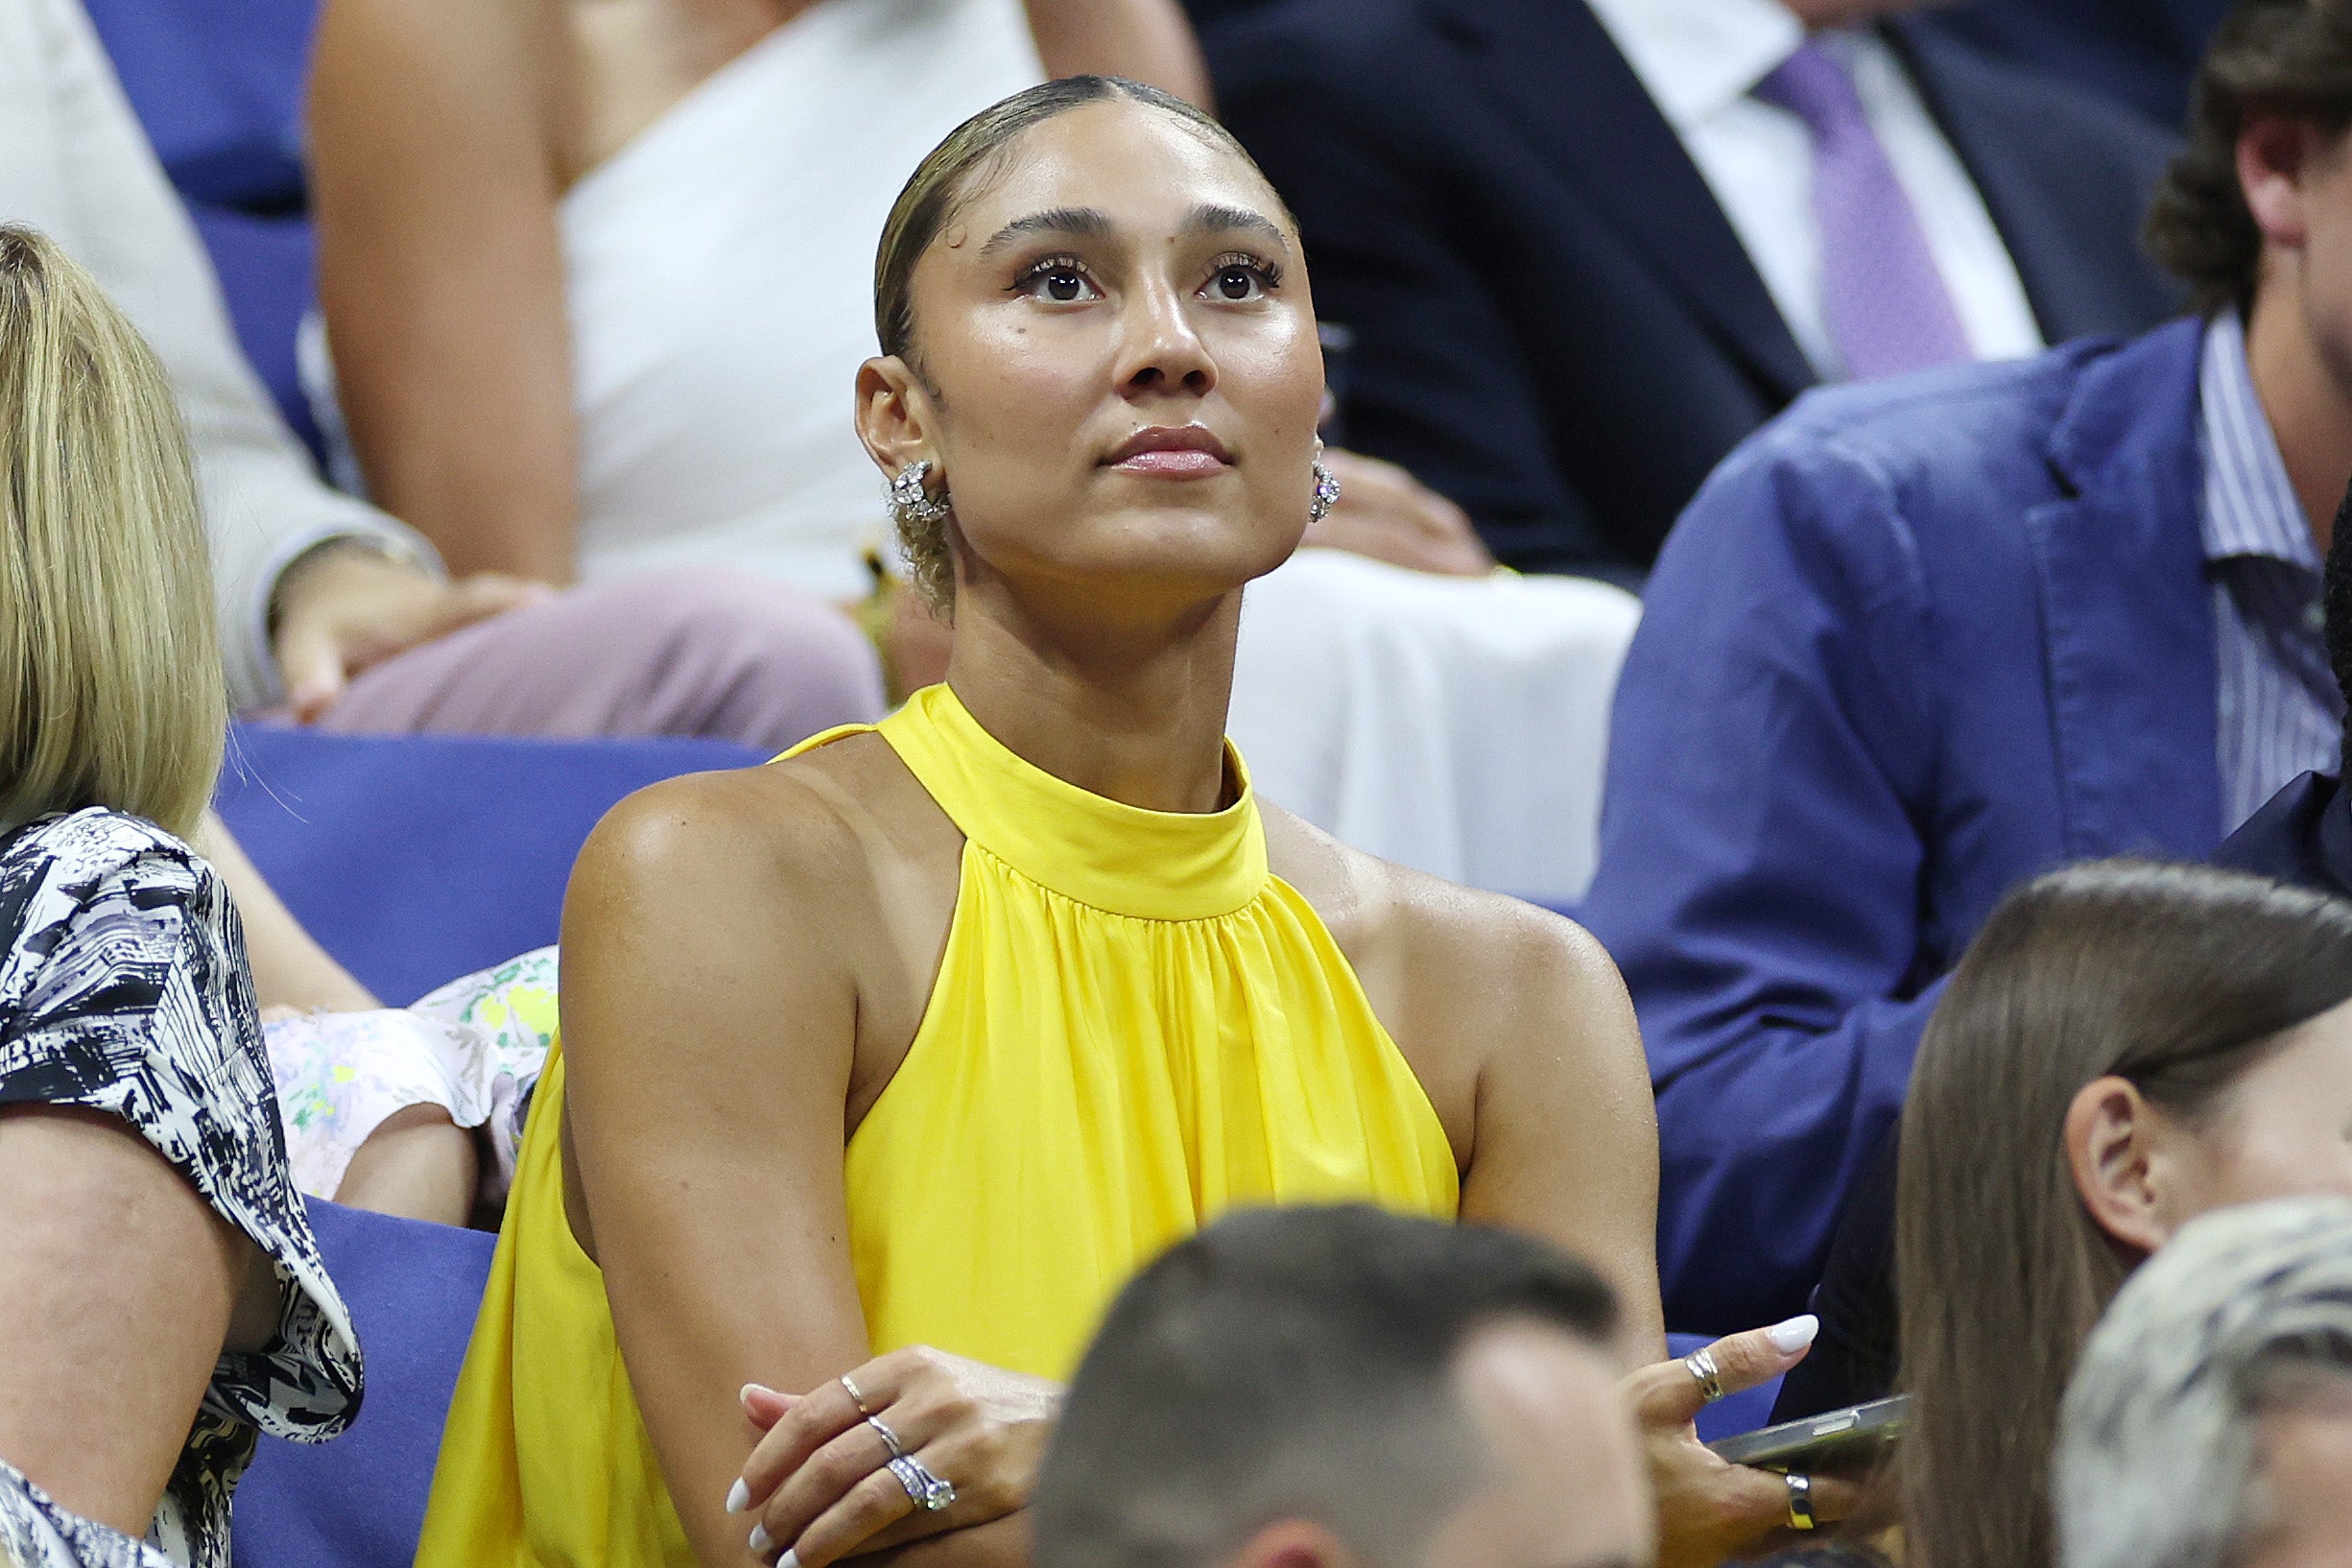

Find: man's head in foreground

[1033,1204,1652,1568]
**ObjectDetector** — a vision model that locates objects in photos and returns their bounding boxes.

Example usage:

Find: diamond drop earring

[1309,458,1341,525]
[890,460,953,530]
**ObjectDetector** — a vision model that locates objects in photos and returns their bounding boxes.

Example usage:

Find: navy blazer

[1579,319,2224,1332]
[1199,0,2183,577]
[1926,0,2231,128]
[2214,770,2352,897]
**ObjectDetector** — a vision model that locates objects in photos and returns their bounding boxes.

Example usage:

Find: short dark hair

[1030,1205,1620,1568]
[2146,0,2352,315]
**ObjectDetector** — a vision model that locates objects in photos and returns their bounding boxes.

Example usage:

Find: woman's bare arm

[308,0,580,582]
[562,772,880,1566]
[1022,0,1212,108]
[0,1107,260,1534]
[192,812,378,1013]
[1393,891,1666,1362]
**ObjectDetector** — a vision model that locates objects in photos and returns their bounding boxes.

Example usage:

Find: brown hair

[1896,861,2352,1568]
[0,226,225,839]
[2146,0,2352,315]
[869,75,1278,612]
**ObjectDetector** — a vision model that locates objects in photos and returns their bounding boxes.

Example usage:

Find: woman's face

[877,99,1325,616]
[2171,999,2352,1224]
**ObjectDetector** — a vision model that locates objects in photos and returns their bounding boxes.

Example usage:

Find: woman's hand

[1627,1317,1864,1568]
[728,1346,1062,1566]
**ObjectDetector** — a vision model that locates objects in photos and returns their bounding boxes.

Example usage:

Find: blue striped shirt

[2200,310,2343,833]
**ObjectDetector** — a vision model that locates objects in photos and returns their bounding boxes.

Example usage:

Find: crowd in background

[12,0,2352,1567]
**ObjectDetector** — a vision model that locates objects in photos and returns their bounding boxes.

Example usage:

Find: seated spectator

[0,226,359,1568]
[1,0,884,749]
[1029,1204,1651,1568]
[409,78,1830,1568]
[1926,0,2231,127]
[2055,1196,2352,1568]
[1889,862,2352,1568]
[1580,0,2352,1331]
[305,0,1648,907]
[1197,0,2181,582]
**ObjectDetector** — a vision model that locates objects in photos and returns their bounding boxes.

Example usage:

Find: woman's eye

[1209,265,1267,301]
[1020,265,1098,303]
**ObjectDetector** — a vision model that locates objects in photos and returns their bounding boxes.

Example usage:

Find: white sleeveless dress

[337,0,1639,904]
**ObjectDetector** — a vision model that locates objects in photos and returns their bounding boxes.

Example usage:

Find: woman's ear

[2238,113,2332,255]
[2063,1076,2176,1260]
[855,355,938,477]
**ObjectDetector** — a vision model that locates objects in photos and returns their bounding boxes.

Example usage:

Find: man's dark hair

[2146,0,2352,315]
[1030,1204,1619,1568]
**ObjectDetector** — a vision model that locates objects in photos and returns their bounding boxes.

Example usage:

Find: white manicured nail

[725,1479,748,1514]
[748,1524,772,1556]
[1767,1314,1819,1354]
[780,1553,801,1568]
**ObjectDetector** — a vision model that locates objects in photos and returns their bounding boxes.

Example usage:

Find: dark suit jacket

[1926,0,2232,129]
[1580,320,2223,1331]
[1198,0,2185,577]
[2213,770,2352,895]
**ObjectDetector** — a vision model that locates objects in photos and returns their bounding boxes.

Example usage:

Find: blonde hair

[0,226,224,840]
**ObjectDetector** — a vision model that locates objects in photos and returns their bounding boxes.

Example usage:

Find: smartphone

[1704,1394,1911,1477]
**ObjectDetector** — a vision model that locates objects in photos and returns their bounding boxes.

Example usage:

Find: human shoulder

[0,809,211,939]
[572,733,926,922]
[1262,805,1620,1030]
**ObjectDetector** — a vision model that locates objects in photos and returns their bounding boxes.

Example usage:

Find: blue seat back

[231,1200,494,1568]
[215,723,767,1005]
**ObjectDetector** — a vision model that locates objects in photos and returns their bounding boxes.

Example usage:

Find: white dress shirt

[1584,0,2044,379]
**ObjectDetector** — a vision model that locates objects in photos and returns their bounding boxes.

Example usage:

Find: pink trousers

[319,569,887,752]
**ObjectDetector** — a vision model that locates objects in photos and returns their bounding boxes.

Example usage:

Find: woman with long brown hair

[1896,860,2352,1568]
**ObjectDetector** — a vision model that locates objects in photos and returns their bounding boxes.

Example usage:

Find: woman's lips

[1113,448,1231,477]
[1105,426,1234,478]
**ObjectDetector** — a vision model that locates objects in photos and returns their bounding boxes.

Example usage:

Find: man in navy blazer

[1581,0,2352,1333]
[1195,0,2182,578]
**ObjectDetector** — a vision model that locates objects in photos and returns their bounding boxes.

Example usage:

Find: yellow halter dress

[413,682,1460,1565]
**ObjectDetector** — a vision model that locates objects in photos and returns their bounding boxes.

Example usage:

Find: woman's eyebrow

[1184,203,1289,251]
[979,207,1114,258]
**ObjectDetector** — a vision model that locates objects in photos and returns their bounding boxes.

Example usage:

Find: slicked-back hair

[2146,0,2352,314]
[1031,1204,1620,1568]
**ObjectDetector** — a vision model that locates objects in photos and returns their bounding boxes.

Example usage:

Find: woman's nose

[1115,278,1216,397]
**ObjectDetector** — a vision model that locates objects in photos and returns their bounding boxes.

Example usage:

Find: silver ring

[1683,1346,1724,1405]
[888,1454,957,1512]
[841,1372,872,1416]
[1786,1472,1817,1532]
[867,1415,906,1460]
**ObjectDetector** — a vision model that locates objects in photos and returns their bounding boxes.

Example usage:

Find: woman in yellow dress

[416,74,1834,1568]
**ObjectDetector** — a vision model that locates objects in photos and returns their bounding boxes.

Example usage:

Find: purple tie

[1754,41,1972,382]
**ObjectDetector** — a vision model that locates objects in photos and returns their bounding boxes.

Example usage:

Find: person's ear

[2064,1076,2178,1259]
[1222,1519,1366,1568]
[856,355,940,478]
[2239,114,2337,256]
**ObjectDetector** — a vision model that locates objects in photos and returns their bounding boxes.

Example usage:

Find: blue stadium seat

[231,1200,493,1568]
[214,723,768,1005]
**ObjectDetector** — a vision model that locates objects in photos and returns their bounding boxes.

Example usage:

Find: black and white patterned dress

[0,810,362,1568]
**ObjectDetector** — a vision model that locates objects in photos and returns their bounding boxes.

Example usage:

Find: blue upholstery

[214,723,768,1005]
[231,1200,493,1568]
[81,0,327,448]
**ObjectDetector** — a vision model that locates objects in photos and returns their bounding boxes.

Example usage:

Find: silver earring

[890,460,953,530]
[1309,459,1341,525]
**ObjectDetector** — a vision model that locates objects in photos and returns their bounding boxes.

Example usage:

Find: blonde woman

[0,226,359,1568]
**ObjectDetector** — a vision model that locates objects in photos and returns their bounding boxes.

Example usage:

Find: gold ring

[1683,1346,1724,1404]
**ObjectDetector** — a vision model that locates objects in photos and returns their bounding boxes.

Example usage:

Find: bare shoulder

[569,732,949,947]
[1261,803,1625,1028]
